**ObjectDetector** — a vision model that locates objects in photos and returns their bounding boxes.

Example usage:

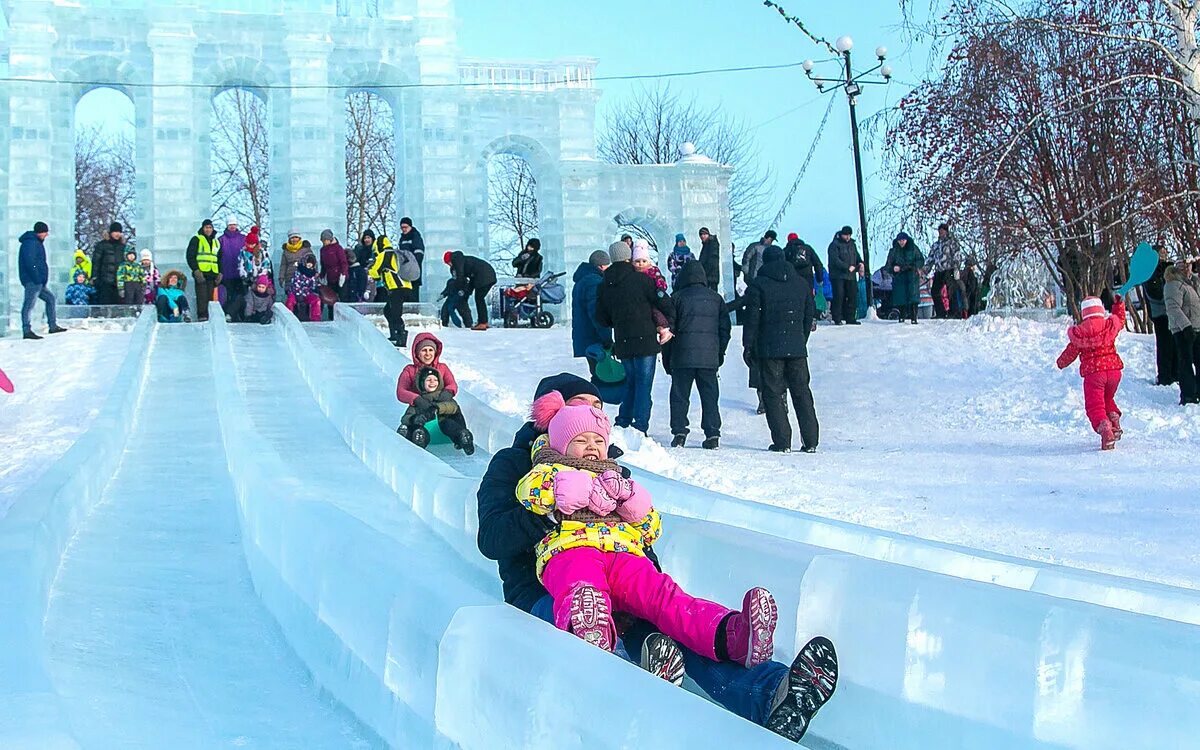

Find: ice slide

[0,307,1197,749]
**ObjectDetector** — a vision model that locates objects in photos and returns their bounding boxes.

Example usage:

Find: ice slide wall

[322,306,1200,749]
[0,310,156,748]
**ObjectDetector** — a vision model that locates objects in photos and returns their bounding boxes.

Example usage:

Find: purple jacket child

[218,224,246,303]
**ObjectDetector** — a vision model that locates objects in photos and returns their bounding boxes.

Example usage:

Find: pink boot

[1108,412,1123,441]
[724,587,778,667]
[560,585,615,652]
[1098,420,1116,451]
[307,293,321,321]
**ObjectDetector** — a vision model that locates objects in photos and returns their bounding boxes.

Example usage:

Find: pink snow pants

[541,547,731,661]
[286,292,321,321]
[1082,370,1122,432]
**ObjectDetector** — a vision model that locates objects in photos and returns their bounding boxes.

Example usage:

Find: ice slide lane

[311,306,1200,749]
[37,323,381,748]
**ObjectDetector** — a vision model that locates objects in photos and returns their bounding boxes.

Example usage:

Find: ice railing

[0,310,154,747]
[325,306,1200,748]
[459,57,596,91]
[213,310,793,748]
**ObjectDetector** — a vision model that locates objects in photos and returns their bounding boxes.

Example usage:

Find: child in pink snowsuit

[286,253,321,321]
[517,391,778,665]
[1057,294,1126,450]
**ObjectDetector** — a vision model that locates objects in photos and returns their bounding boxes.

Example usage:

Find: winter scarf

[531,445,627,525]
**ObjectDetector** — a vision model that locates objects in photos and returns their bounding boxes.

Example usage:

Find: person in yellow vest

[368,234,417,347]
[186,219,223,321]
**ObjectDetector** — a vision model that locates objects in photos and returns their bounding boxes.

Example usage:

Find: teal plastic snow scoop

[1116,242,1158,297]
[423,417,453,445]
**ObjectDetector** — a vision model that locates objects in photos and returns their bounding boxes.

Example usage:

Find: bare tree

[598,83,774,238]
[345,91,396,239]
[75,125,136,250]
[487,153,539,262]
[211,88,270,228]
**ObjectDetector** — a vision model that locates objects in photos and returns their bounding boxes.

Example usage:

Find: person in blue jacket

[570,249,613,372]
[18,221,66,340]
[475,373,837,742]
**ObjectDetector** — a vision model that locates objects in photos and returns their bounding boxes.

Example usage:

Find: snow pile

[427,315,1200,589]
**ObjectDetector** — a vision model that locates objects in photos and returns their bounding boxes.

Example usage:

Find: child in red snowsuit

[1056,295,1126,450]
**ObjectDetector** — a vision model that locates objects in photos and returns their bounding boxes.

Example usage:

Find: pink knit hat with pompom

[531,390,611,453]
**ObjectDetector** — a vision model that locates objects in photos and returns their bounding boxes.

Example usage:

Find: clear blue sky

[78,0,927,266]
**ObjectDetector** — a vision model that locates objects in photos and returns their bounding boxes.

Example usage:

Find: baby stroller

[502,271,566,328]
[871,267,900,320]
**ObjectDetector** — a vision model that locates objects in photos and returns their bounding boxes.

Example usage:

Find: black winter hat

[839,225,854,236]
[33,221,49,234]
[764,230,778,241]
[109,221,123,234]
[201,219,214,229]
[527,238,541,251]
[400,217,414,227]
[534,373,600,403]
[699,226,710,235]
[362,229,376,242]
[417,366,443,390]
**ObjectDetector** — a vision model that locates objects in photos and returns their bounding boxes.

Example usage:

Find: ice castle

[0,0,732,330]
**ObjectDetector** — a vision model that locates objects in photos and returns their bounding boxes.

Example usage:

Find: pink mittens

[553,470,594,515]
[588,469,630,515]
[616,479,653,523]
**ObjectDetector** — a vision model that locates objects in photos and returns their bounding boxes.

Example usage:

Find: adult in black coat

[397,218,425,302]
[595,242,675,433]
[744,246,819,452]
[826,226,864,325]
[697,227,721,292]
[447,250,497,329]
[1145,245,1178,386]
[91,222,128,305]
[512,238,544,279]
[570,250,612,359]
[665,261,730,447]
[475,372,821,736]
[783,233,824,287]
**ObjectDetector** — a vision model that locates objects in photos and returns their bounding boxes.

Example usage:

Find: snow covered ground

[425,314,1200,590]
[0,321,134,520]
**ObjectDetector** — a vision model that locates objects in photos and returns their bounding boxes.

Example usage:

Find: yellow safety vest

[195,233,220,273]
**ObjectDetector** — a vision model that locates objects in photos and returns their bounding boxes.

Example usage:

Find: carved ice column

[146,25,201,276]
[273,22,341,245]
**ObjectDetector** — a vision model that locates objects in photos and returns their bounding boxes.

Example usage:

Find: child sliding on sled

[1057,294,1126,450]
[516,392,777,667]
[397,367,475,454]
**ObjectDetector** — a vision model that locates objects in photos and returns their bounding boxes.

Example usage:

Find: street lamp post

[802,37,892,303]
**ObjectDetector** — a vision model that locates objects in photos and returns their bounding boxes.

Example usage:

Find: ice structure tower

[0,0,732,331]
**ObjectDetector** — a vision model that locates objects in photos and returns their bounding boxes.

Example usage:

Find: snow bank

[0,311,153,748]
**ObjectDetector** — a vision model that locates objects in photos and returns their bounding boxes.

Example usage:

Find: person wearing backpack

[665,261,730,450]
[369,234,421,346]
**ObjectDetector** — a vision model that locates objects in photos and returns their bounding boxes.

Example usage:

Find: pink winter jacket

[1056,299,1125,377]
[396,332,459,405]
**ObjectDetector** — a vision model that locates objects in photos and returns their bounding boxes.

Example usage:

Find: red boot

[1108,412,1123,441]
[1098,419,1116,450]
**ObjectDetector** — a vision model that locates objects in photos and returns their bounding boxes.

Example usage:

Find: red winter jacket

[1056,299,1125,377]
[396,332,459,405]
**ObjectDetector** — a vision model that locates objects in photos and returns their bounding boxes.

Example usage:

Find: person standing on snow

[279,230,307,293]
[826,226,864,325]
[353,229,377,289]
[666,233,695,291]
[186,219,222,322]
[140,250,161,306]
[783,233,824,288]
[218,219,246,306]
[397,218,426,303]
[744,245,819,453]
[1165,259,1200,405]
[665,261,730,450]
[886,232,925,324]
[512,238,544,280]
[319,228,349,304]
[1056,295,1128,449]
[926,223,963,319]
[595,240,675,436]
[741,230,778,285]
[697,227,722,292]
[445,250,497,330]
[571,249,613,366]
[90,221,128,305]
[1144,245,1178,387]
[19,221,66,339]
[370,235,420,346]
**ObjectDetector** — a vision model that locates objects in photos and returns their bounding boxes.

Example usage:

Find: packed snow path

[40,325,380,748]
